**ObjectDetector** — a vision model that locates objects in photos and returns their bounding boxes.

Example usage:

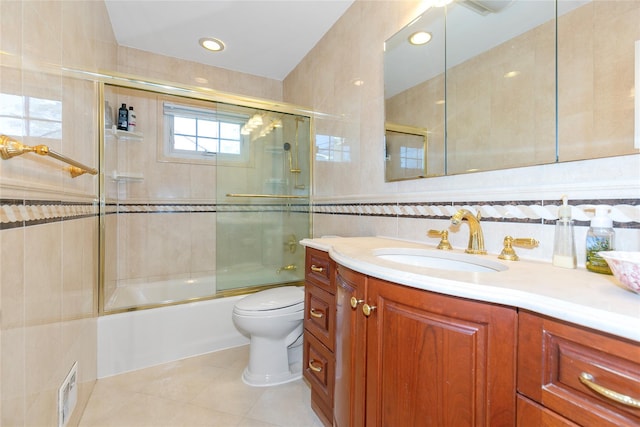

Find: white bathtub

[98,270,302,378]
[98,295,249,378]
[105,276,217,311]
[105,267,300,311]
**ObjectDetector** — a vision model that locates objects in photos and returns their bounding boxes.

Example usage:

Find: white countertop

[301,236,640,342]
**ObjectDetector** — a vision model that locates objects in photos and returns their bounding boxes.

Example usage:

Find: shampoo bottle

[117,103,128,130]
[127,106,136,132]
[552,196,576,268]
[585,207,615,274]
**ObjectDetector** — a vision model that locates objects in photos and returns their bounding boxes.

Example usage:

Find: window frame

[161,101,248,165]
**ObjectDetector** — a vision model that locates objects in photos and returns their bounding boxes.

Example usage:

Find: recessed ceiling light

[409,31,432,46]
[199,37,225,52]
[504,70,520,78]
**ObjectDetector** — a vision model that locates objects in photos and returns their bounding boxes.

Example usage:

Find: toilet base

[241,335,303,387]
[241,362,302,387]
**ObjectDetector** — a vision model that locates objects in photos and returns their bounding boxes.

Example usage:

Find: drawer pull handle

[350,297,364,309]
[310,265,324,273]
[579,372,640,408]
[310,308,324,318]
[308,359,323,373]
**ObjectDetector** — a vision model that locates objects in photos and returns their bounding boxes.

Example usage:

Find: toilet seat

[234,286,304,313]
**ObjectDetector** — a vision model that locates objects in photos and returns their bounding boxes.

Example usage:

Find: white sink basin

[373,248,508,273]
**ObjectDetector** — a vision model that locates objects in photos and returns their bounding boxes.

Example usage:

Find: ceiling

[104,0,355,81]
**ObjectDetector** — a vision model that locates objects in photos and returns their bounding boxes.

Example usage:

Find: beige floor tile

[80,345,323,427]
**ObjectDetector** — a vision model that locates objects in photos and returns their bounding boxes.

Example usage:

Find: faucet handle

[427,229,452,250]
[498,236,539,261]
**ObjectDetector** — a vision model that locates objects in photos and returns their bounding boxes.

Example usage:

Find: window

[316,134,350,162]
[0,93,62,139]
[400,146,424,169]
[163,103,244,161]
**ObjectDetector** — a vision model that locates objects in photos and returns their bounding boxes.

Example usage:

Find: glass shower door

[215,105,311,293]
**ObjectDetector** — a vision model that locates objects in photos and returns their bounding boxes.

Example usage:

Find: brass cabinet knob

[350,297,364,309]
[362,304,376,317]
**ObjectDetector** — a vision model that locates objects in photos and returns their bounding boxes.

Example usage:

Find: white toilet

[232,286,305,386]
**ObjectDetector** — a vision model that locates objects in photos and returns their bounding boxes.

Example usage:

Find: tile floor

[79,345,324,427]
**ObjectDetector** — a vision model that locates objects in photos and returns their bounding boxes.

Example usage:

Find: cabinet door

[334,266,367,427]
[365,277,517,427]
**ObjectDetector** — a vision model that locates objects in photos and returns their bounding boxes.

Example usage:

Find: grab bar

[226,193,307,199]
[0,134,98,178]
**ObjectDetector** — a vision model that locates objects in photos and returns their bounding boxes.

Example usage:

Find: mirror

[385,123,429,181]
[384,0,640,181]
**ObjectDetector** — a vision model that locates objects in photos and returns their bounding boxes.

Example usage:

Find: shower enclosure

[100,79,311,313]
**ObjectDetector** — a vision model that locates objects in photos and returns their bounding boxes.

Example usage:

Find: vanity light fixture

[199,37,225,52]
[409,31,432,46]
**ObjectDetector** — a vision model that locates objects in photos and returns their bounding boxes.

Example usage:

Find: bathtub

[98,271,302,378]
[105,276,218,311]
[105,267,300,311]
[98,295,249,378]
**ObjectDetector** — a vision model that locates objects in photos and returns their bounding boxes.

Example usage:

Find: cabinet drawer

[304,283,336,351]
[518,311,640,427]
[305,248,334,292]
[303,332,335,409]
[517,395,579,427]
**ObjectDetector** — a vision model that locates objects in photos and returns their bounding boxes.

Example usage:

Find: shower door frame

[96,73,314,315]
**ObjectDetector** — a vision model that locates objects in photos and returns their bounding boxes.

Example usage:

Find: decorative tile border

[0,199,98,230]
[312,199,640,228]
[2,198,638,229]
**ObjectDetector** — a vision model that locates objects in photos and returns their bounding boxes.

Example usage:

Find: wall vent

[459,0,514,15]
[58,362,78,427]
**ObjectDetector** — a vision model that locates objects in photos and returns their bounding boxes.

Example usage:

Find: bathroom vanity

[302,237,640,427]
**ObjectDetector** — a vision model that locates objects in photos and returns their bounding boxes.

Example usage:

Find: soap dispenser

[552,196,577,268]
[585,207,615,274]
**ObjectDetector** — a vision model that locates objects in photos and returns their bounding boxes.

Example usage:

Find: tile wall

[1,0,639,425]
[1,1,285,425]
[0,1,114,425]
[283,0,640,262]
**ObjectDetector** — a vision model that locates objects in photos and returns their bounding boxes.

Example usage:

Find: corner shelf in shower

[105,126,143,142]
[110,171,144,182]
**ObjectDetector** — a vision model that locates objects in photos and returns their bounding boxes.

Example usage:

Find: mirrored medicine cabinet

[384,0,640,182]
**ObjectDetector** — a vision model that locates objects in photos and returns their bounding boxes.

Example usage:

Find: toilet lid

[235,286,304,311]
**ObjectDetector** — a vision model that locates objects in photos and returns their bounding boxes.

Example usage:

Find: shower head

[283,142,291,151]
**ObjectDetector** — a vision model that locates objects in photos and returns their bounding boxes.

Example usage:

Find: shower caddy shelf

[105,127,144,182]
[105,126,143,142]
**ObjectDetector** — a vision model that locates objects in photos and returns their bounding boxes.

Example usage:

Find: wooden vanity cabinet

[303,248,336,426]
[334,264,367,427]
[517,310,640,427]
[334,265,518,427]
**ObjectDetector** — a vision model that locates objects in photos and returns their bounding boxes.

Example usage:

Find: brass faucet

[277,264,297,274]
[451,209,487,254]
